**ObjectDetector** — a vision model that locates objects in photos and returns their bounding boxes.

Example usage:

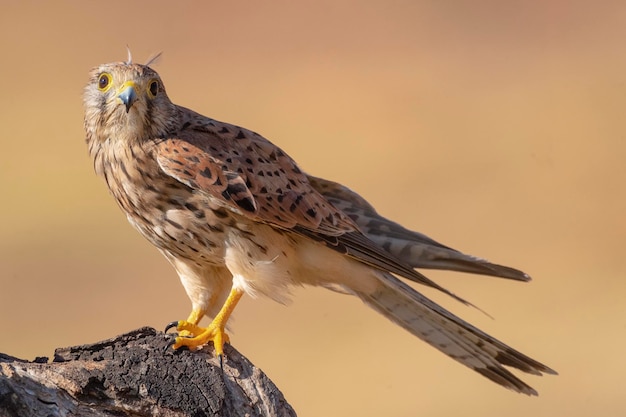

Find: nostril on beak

[118,85,138,113]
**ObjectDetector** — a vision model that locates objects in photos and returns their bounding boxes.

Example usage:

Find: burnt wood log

[0,327,296,417]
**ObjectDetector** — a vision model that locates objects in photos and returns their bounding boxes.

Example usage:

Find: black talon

[164,321,179,333]
[218,353,224,371]
[165,336,177,352]
[164,336,190,353]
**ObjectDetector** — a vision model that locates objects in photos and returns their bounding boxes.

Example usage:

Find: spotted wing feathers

[156,109,350,234]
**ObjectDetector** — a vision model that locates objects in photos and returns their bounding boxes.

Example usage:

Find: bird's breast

[92,140,231,267]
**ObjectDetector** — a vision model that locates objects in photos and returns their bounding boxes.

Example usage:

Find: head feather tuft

[145,52,163,67]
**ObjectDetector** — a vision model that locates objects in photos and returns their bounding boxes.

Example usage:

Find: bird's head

[84,59,178,145]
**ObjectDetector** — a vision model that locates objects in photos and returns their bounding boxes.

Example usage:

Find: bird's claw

[164,321,179,333]
[164,335,189,353]
[163,319,230,360]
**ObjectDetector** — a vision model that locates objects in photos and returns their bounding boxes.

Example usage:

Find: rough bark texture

[0,327,296,417]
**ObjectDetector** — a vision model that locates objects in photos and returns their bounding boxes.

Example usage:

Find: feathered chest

[89,137,240,264]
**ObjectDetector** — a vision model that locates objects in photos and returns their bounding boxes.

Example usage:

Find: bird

[83,55,556,396]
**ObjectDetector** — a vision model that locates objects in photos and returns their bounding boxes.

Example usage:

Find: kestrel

[83,56,555,395]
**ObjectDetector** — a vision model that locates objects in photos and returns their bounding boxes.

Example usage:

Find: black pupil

[150,81,158,96]
[99,75,108,89]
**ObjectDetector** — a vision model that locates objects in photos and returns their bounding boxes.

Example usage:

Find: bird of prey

[83,56,555,395]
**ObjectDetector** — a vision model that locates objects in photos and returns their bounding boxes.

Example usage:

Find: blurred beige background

[1,1,624,416]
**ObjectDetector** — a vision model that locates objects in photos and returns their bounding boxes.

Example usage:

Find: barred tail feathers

[353,272,556,395]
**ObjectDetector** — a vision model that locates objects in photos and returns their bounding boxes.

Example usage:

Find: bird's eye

[148,80,159,98]
[98,73,112,91]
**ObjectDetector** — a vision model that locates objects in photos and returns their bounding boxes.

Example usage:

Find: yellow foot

[168,320,230,357]
[165,287,244,361]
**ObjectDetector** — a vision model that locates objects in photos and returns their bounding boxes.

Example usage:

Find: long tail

[353,272,557,395]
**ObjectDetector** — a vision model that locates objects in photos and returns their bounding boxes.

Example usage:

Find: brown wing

[155,107,474,304]
[156,108,354,235]
[308,175,530,281]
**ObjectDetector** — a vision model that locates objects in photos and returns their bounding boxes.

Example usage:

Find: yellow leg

[186,308,204,325]
[172,287,244,358]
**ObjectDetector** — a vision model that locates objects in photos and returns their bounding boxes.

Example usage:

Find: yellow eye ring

[147,79,159,98]
[98,73,112,92]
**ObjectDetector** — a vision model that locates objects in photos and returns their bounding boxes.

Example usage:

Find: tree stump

[0,327,296,417]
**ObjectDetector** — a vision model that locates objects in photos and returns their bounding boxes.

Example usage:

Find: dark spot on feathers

[219,126,229,133]
[306,208,317,218]
[207,223,224,233]
[165,218,183,229]
[235,198,256,213]
[236,130,246,139]
[227,181,248,195]
[213,209,229,218]
[199,168,213,179]
[119,161,130,180]
[167,198,181,206]
[182,121,191,129]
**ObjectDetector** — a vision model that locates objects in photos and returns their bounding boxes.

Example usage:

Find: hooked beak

[118,81,138,113]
